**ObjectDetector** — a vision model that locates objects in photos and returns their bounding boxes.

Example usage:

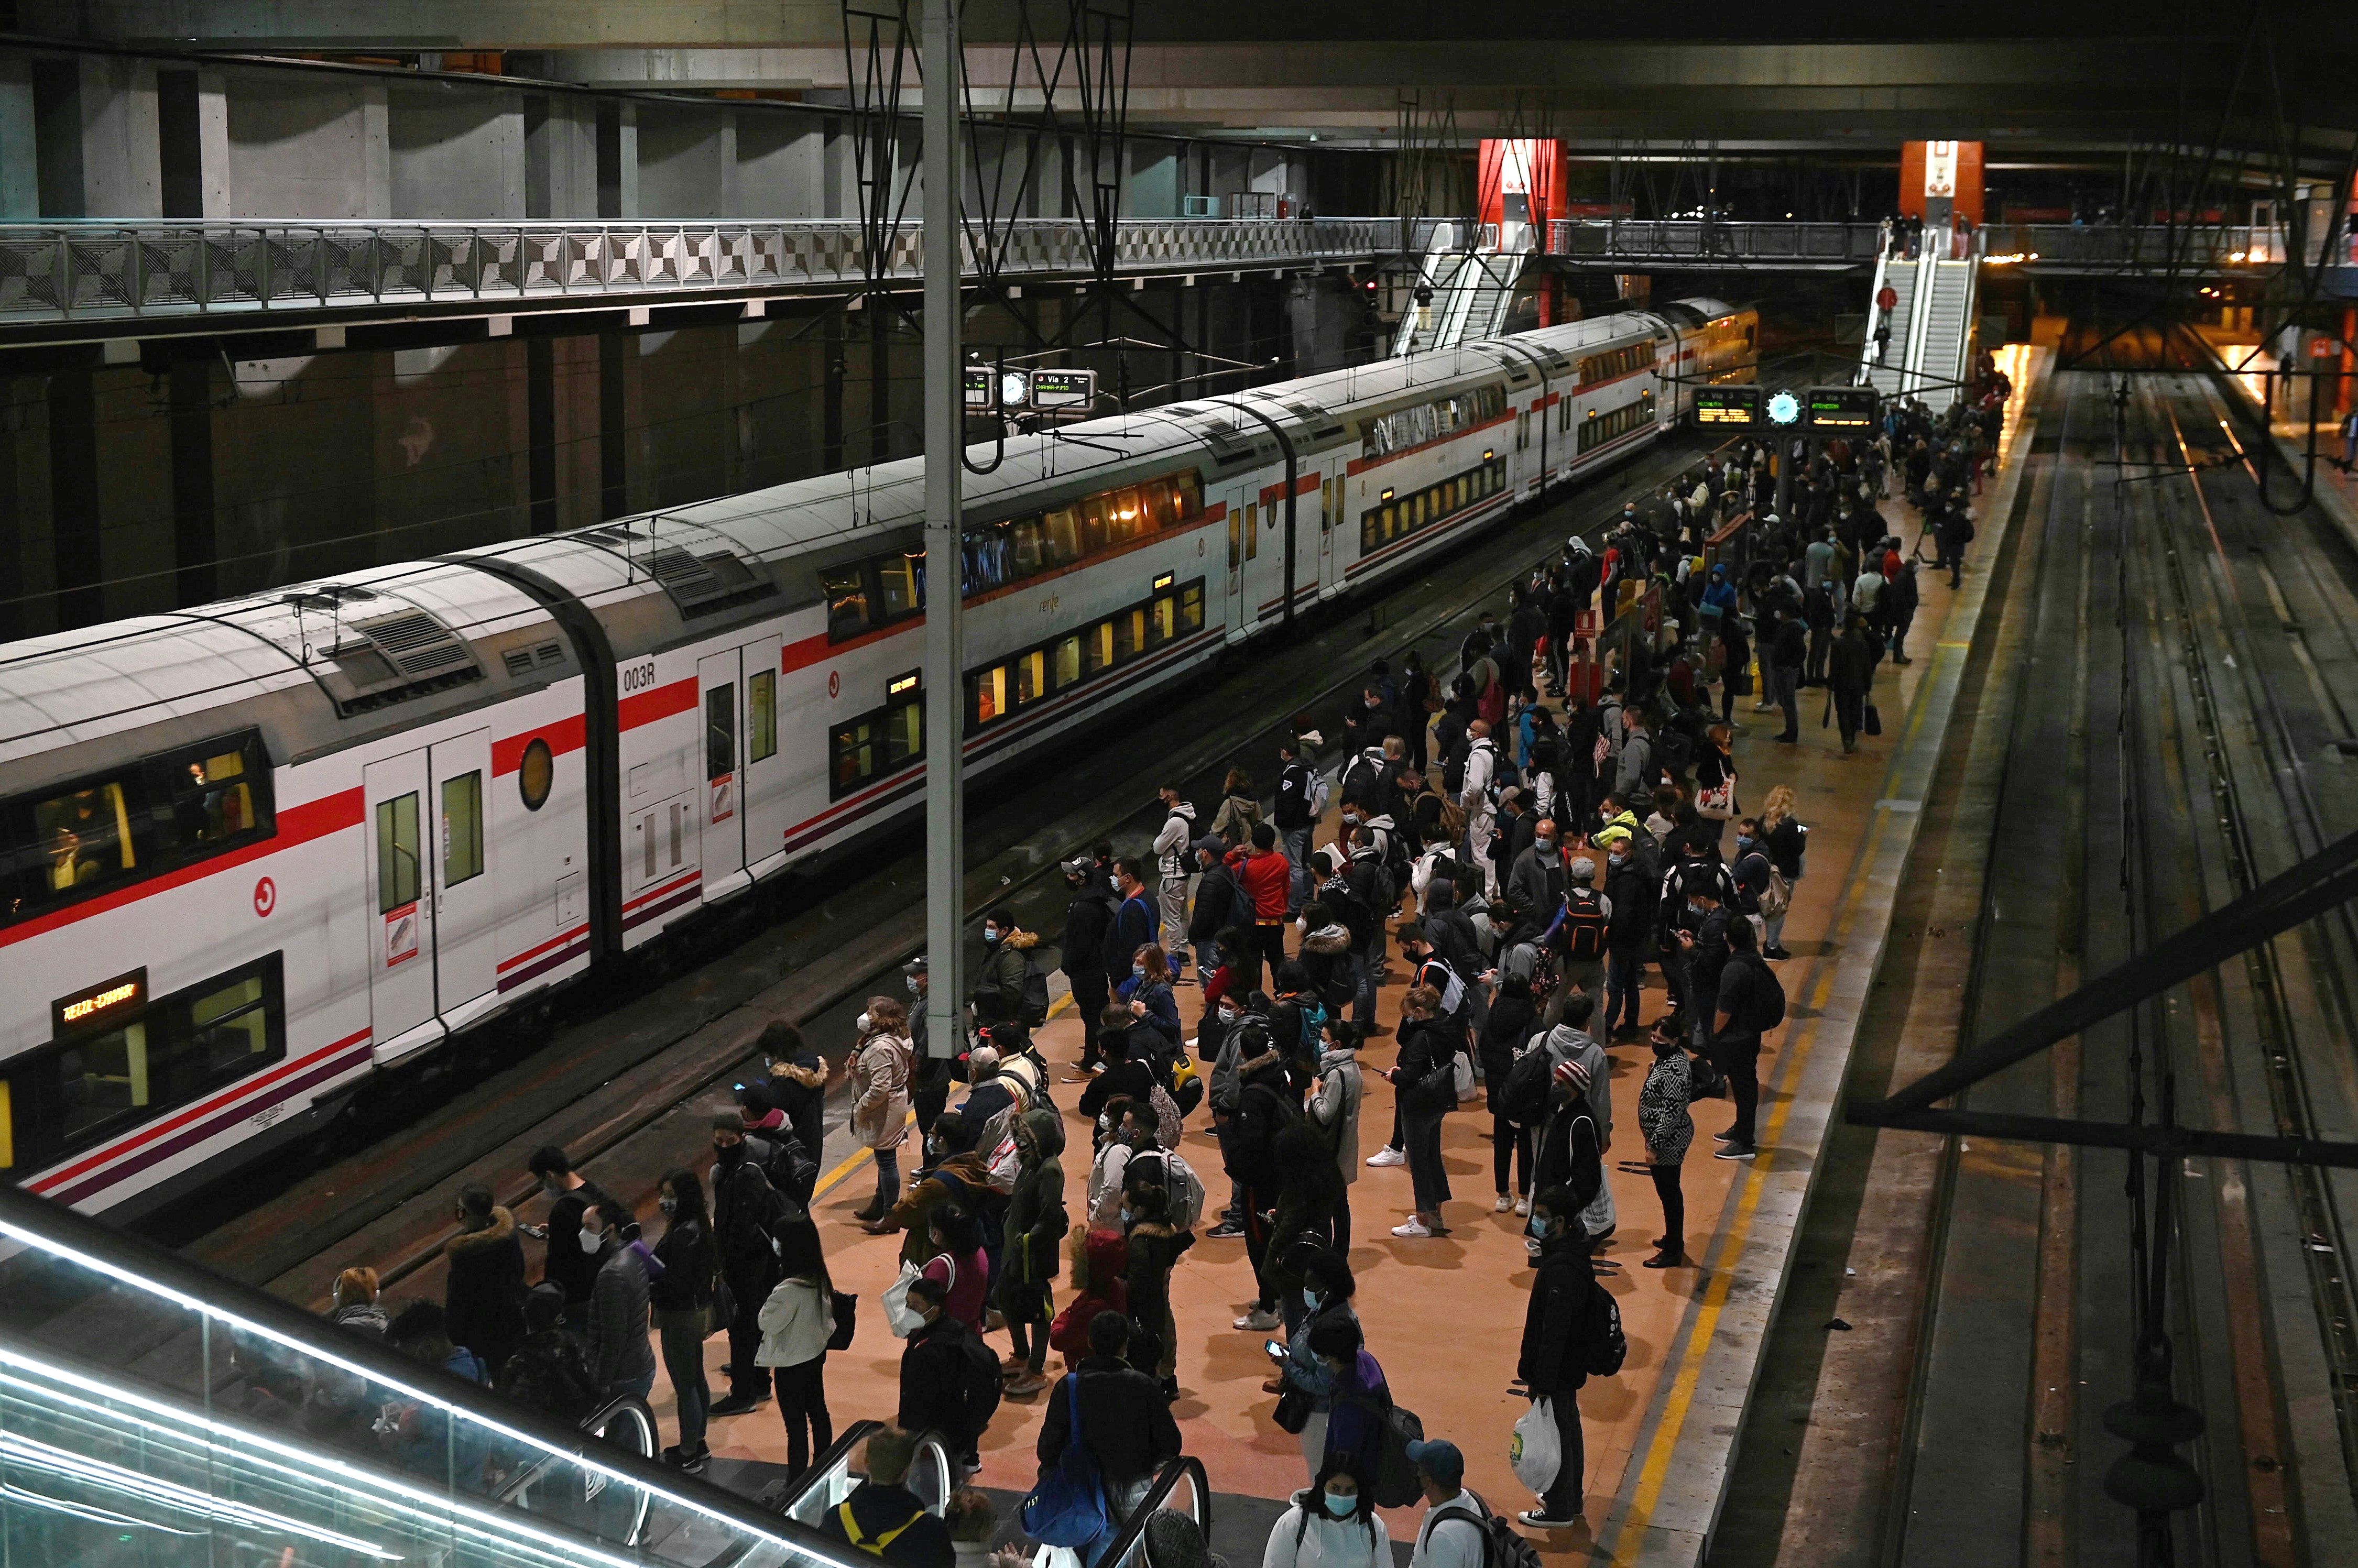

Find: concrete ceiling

[62,1,2358,158]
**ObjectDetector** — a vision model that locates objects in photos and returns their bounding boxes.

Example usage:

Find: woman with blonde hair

[1209,767,1262,848]
[328,1267,388,1338]
[849,996,914,1221]
[1755,784,1806,961]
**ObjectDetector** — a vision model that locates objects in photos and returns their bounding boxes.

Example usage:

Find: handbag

[1019,1376,1111,1547]
[1864,703,1883,737]
[881,1260,928,1339]
[1696,772,1735,821]
[702,1272,736,1340]
[1453,1049,1477,1102]
[1511,1397,1560,1494]
[828,1287,858,1351]
[1272,1383,1313,1435]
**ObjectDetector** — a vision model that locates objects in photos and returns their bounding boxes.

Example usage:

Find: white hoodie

[1263,1493,1392,1568]
[1153,801,1197,879]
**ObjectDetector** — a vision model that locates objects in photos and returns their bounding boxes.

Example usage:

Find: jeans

[655,1307,711,1455]
[871,1147,900,1210]
[1403,1109,1451,1214]
[1603,948,1643,1033]
[1493,1113,1534,1194]
[1716,1035,1763,1146]
[771,1358,833,1478]
[1650,1163,1686,1254]
[1764,909,1787,952]
[1351,950,1378,1029]
[1539,1388,1586,1518]
[1282,826,1315,915]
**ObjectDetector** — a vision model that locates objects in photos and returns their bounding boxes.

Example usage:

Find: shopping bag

[1511,1398,1560,1494]
[881,1260,927,1339]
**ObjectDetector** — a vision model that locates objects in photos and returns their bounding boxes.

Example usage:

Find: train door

[698,650,748,898]
[429,730,497,1025]
[737,634,787,870]
[1221,490,1248,635]
[363,751,438,1060]
[1317,471,1338,588]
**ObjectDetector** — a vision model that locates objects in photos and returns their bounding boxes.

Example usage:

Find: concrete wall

[1125,139,1180,218]
[636,102,732,218]
[737,114,824,220]
[0,57,37,220]
[526,93,600,218]
[388,83,526,220]
[225,74,389,219]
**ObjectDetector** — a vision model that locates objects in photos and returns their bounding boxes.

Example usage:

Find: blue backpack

[1019,1377,1109,1547]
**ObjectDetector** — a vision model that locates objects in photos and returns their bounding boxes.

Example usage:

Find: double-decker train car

[0,298,1754,1216]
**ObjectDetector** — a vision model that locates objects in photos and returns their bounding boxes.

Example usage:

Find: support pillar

[598,331,628,518]
[921,0,965,1065]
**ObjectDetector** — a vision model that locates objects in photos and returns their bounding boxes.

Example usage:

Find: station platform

[302,353,2044,1562]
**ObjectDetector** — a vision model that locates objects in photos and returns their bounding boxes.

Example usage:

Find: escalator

[763,1420,955,1531]
[1859,224,1982,403]
[0,1182,862,1567]
[1392,225,1532,356]
[1028,1455,1210,1568]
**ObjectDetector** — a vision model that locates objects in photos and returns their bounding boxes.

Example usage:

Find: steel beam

[920,0,964,1066]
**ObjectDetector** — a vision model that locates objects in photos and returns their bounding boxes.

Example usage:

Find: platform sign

[964,366,996,410]
[1805,385,1879,430]
[1695,386,1763,429]
[1029,368,1098,410]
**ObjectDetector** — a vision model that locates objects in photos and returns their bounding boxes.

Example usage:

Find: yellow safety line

[1608,619,1963,1561]
[806,989,1076,1203]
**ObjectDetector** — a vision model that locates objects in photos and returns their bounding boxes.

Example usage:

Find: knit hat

[1553,1058,1592,1091]
[1143,1510,1227,1568]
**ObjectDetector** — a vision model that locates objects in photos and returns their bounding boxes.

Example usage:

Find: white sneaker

[1515,1195,1532,1216]
[1366,1147,1407,1168]
[1391,1218,1434,1238]
[1493,1193,1514,1213]
[1233,1308,1281,1331]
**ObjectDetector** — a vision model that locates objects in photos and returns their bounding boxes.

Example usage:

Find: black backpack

[1562,887,1607,963]
[828,1288,858,1351]
[1339,1390,1426,1508]
[1498,1048,1555,1127]
[1429,1498,1548,1568]
[1019,958,1052,1028]
[1739,952,1787,1033]
[1584,1273,1629,1376]
[749,1133,818,1207]
[950,1324,1003,1442]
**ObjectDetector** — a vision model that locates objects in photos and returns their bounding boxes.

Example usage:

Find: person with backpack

[1275,733,1327,915]
[1119,1181,1194,1387]
[1227,1046,1302,1329]
[898,1274,1001,1473]
[819,1426,956,1568]
[1232,824,1296,985]
[1306,1314,1393,1480]
[496,1283,601,1428]
[757,1218,838,1479]
[1403,1440,1507,1568]
[1060,858,1119,1071]
[1151,787,1199,961]
[971,909,1042,1030]
[1479,971,1541,1216]
[760,1021,830,1175]
[1267,1114,1348,1325]
[1265,1459,1394,1568]
[1514,1186,1620,1530]
[1557,855,1610,1003]
[1458,720,1502,896]
[709,1113,795,1417]
[998,1108,1067,1397]
[1187,839,1246,991]
[1035,1309,1183,1552]
[1708,917,1782,1160]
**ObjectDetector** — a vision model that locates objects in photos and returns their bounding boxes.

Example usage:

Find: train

[0,298,1755,1217]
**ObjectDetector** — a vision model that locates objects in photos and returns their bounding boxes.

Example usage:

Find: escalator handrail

[766,1419,884,1517]
[488,1392,658,1506]
[1082,1454,1210,1566]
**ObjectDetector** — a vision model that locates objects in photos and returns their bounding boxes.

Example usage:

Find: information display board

[1029,368,1098,410]
[1694,386,1763,429]
[963,366,997,410]
[1805,385,1880,430]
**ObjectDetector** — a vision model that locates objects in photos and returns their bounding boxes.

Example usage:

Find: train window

[12,953,286,1170]
[1079,493,1110,555]
[1227,512,1241,571]
[1010,518,1045,578]
[1149,596,1175,649]
[885,691,923,767]
[441,771,483,887]
[1012,649,1047,707]
[152,734,270,858]
[1243,504,1259,561]
[1043,508,1083,565]
[28,779,140,901]
[1114,487,1149,544]
[706,685,736,781]
[518,738,554,811]
[822,568,871,641]
[831,717,875,792]
[749,670,778,763]
[1112,609,1143,664]
[877,552,924,619]
[1181,584,1204,632]
[1173,471,1203,520]
[971,666,1008,728]
[1053,634,1083,690]
[1086,621,1116,678]
[376,794,421,915]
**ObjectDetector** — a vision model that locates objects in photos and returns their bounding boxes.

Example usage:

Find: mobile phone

[1264,1338,1287,1361]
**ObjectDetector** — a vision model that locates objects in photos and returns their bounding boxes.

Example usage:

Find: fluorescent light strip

[0,1352,656,1568]
[4,1479,210,1537]
[0,1218,799,1553]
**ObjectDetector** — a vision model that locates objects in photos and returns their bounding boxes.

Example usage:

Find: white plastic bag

[1511,1397,1560,1495]
[881,1260,927,1339]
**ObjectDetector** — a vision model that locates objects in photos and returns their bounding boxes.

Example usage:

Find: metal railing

[1547,219,1886,266]
[767,1419,956,1532]
[1028,1454,1209,1568]
[0,215,1395,326]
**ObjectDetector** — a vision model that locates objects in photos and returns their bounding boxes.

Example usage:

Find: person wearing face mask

[1504,817,1566,950]
[1058,859,1119,1071]
[709,1114,794,1417]
[1273,1245,1359,1477]
[997,1109,1067,1397]
[1266,1461,1390,1568]
[523,1145,619,1320]
[850,996,916,1222]
[441,1180,528,1379]
[648,1169,717,1470]
[579,1200,657,1401]
[1514,1186,1611,1529]
[1306,1023,1364,1252]
[1598,830,1654,1039]
[1727,820,1772,948]
[1623,1017,1695,1267]
[1151,787,1198,960]
[970,907,1040,1029]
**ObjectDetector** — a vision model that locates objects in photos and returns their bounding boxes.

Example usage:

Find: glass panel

[834,720,874,790]
[877,552,923,618]
[1013,649,1046,706]
[377,794,420,913]
[821,567,871,639]
[1181,584,1204,631]
[0,1078,10,1170]
[1079,493,1109,554]
[156,739,265,853]
[1086,622,1116,677]
[33,781,140,895]
[1244,503,1259,560]
[53,1021,148,1148]
[1011,518,1045,578]
[885,698,923,766]
[705,685,736,781]
[1227,512,1240,569]
[1043,507,1082,566]
[1173,469,1203,519]
[440,771,483,886]
[1053,634,1083,689]
[748,670,778,762]
[1150,596,1175,648]
[1109,487,1144,543]
[1139,478,1173,531]
[187,972,270,1079]
[971,667,1007,726]
[1112,610,1140,664]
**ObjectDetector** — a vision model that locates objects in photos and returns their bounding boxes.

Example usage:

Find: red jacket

[1227,846,1291,923]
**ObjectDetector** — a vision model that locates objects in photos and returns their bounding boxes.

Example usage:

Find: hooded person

[1049,1226,1131,1369]
[997,1109,1067,1395]
[1151,788,1199,959]
[970,907,1042,1028]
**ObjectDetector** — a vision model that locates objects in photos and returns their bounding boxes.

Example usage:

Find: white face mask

[579,1227,603,1255]
[905,977,921,996]
[856,1012,872,1033]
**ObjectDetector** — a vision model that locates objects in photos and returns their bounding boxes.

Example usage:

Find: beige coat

[850,1029,913,1149]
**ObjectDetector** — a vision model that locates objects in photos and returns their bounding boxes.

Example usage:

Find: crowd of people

[308,379,2003,1563]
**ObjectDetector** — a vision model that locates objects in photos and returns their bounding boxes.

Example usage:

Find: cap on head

[967,1045,1000,1076]
[1405,1438,1465,1489]
[903,955,929,973]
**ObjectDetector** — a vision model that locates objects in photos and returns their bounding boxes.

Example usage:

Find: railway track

[180,352,1846,1307]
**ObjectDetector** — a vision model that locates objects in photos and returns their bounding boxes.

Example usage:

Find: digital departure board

[54,967,145,1039]
[1805,385,1880,430]
[1029,368,1098,410]
[1695,386,1762,428]
[964,365,997,409]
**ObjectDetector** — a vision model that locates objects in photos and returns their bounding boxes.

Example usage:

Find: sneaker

[1764,945,1793,961]
[1006,1372,1051,1397]
[1391,1218,1434,1238]
[1204,1219,1247,1240]
[1494,1193,1515,1213]
[1713,1127,1743,1143]
[1234,1308,1282,1331]
[1514,1195,1531,1216]
[708,1393,766,1418]
[677,1446,710,1475]
[1714,1143,1759,1160]
[1518,1511,1582,1531]
[1366,1146,1407,1168]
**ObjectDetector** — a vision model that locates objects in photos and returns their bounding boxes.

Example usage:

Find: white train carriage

[0,299,1755,1216]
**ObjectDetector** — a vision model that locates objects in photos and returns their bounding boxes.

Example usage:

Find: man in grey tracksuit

[1151,788,1197,959]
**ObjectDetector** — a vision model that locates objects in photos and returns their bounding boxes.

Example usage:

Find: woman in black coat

[1478,973,1541,1214]
[1382,987,1460,1238]
[1516,1184,1610,1528]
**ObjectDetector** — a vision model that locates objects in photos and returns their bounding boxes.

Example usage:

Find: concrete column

[222,69,387,219]
[0,58,34,219]
[72,56,163,219]
[737,114,823,219]
[595,100,638,220]
[526,334,556,531]
[822,116,848,220]
[635,102,726,218]
[156,69,231,218]
[717,109,739,216]
[526,94,599,219]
